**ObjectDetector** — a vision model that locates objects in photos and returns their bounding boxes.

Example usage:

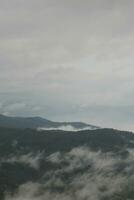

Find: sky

[1,0,134,131]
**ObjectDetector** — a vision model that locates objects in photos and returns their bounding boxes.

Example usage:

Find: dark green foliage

[0,127,134,199]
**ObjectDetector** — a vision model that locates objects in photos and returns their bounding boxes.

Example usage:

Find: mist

[4,146,134,200]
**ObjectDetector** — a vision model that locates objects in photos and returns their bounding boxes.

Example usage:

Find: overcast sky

[1,0,134,131]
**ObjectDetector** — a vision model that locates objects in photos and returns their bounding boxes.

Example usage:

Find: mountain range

[0,114,134,200]
[0,114,99,130]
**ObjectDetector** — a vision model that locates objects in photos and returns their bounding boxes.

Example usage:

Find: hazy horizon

[1,0,134,131]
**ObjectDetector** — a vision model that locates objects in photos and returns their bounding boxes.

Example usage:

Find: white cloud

[2,152,44,169]
[4,146,134,200]
[37,125,98,132]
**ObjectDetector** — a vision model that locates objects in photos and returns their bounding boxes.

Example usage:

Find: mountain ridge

[0,114,99,130]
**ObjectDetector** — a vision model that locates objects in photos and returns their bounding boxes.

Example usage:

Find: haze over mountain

[0,114,99,130]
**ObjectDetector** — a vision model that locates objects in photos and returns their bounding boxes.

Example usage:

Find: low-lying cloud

[4,146,134,200]
[37,125,98,132]
[1,152,44,169]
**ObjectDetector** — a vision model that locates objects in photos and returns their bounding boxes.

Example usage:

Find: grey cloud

[1,0,134,130]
